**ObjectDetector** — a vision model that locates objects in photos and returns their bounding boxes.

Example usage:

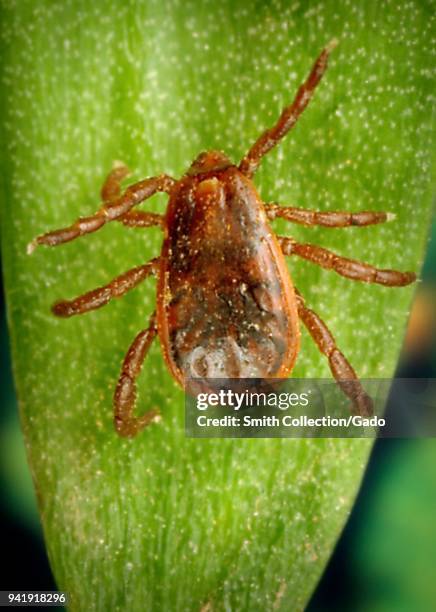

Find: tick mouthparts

[386,212,397,222]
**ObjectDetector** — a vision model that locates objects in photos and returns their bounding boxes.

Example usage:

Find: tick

[28,41,416,437]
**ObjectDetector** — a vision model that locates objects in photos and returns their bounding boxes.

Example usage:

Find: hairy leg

[114,313,160,437]
[52,258,159,317]
[266,203,393,228]
[295,289,373,416]
[101,161,131,202]
[101,163,164,228]
[239,40,337,177]
[119,210,163,228]
[28,172,174,252]
[279,237,416,286]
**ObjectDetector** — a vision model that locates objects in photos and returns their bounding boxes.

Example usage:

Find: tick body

[158,162,300,382]
[29,41,416,437]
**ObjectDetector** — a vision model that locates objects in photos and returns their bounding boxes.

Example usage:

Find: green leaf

[0,1,433,610]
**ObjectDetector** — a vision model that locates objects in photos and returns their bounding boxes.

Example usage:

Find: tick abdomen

[157,167,300,382]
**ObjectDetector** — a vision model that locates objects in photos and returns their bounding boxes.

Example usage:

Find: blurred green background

[1,221,435,607]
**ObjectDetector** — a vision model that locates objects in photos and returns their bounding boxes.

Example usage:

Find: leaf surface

[0,1,434,610]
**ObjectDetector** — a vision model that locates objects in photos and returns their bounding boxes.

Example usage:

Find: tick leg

[266,204,393,228]
[119,210,163,228]
[295,289,373,416]
[101,163,164,229]
[114,313,160,437]
[279,237,416,286]
[52,258,159,317]
[28,172,174,253]
[101,161,131,202]
[239,40,337,177]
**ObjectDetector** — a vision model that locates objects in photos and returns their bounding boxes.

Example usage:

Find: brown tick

[28,41,416,437]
